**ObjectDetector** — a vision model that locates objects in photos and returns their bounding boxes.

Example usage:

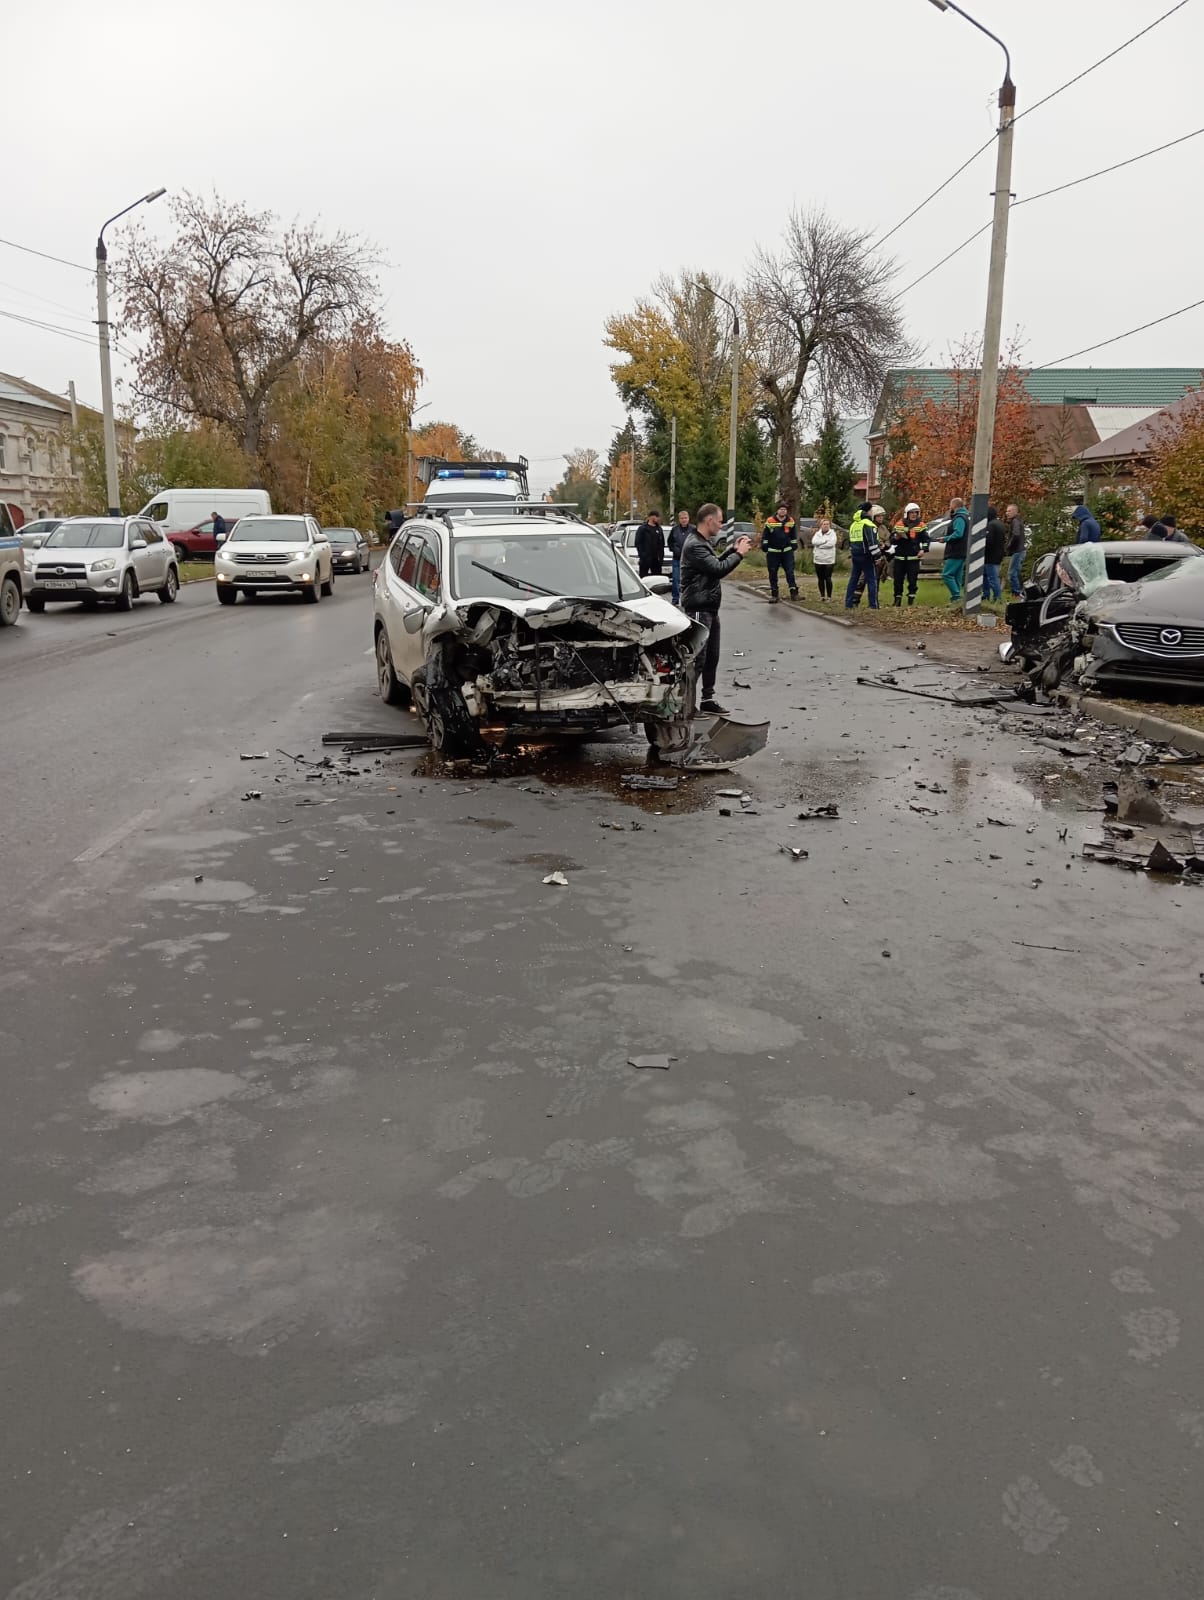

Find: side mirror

[215,531,227,545]
[129,538,147,550]
[403,606,428,634]
[645,575,671,596]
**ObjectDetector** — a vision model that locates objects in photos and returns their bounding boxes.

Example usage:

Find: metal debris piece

[621,773,680,791]
[797,803,840,819]
[542,870,569,887]
[240,751,269,760]
[779,845,809,860]
[628,1055,675,1071]
[322,731,429,748]
[733,680,752,689]
[909,803,939,816]
[986,817,1013,827]
[1147,840,1184,874]
[1116,742,1148,766]
[598,821,627,831]
[716,788,746,799]
[241,790,262,801]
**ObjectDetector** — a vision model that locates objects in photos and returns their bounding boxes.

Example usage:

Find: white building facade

[0,372,83,518]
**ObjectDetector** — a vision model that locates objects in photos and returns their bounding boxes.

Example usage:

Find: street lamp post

[927,0,1015,616]
[406,400,432,502]
[690,281,740,522]
[627,414,637,519]
[95,189,166,516]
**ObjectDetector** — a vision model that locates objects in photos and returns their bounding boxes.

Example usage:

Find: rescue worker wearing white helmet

[889,501,929,607]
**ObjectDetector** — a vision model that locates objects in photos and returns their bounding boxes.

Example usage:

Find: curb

[732,578,854,628]
[1056,688,1204,756]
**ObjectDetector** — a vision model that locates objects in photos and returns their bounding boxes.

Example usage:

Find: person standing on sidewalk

[634,510,665,577]
[761,502,799,603]
[1072,503,1102,544]
[1005,503,1026,595]
[810,515,837,599]
[942,497,969,602]
[889,501,928,606]
[845,501,881,609]
[668,509,693,603]
[681,503,752,714]
[982,505,1007,601]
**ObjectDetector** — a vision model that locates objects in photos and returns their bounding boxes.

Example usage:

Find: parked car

[373,510,714,758]
[214,514,334,605]
[18,517,63,553]
[324,527,371,573]
[1079,556,1204,694]
[1,529,24,626]
[25,517,179,612]
[136,488,273,562]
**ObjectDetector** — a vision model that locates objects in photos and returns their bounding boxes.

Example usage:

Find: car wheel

[321,567,334,597]
[115,573,134,612]
[0,575,21,627]
[25,594,46,614]
[171,543,189,566]
[410,665,482,758]
[376,626,410,706]
[303,575,320,603]
[217,587,237,606]
[157,566,179,604]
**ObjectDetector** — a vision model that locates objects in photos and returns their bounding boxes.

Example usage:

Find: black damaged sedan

[1081,556,1204,694]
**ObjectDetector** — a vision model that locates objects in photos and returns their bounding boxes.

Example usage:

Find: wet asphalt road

[4,579,1204,1599]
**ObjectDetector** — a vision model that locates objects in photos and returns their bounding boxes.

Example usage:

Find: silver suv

[214,514,334,604]
[26,517,179,612]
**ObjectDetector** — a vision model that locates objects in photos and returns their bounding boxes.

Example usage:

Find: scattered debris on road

[239,751,269,760]
[797,803,840,819]
[241,790,262,801]
[779,845,808,860]
[542,870,569,887]
[628,1054,675,1071]
[621,774,680,791]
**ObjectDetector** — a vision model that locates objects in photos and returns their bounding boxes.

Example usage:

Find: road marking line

[74,807,159,864]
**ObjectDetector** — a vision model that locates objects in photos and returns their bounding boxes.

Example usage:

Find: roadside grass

[732,561,1009,633]
[1106,697,1204,735]
[179,562,213,584]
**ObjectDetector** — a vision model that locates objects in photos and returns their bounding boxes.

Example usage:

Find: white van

[138,488,272,561]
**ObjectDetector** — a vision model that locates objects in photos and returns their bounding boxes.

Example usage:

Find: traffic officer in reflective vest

[844,501,881,610]
[760,502,799,603]
[889,502,928,606]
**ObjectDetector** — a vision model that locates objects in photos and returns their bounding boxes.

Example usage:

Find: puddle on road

[451,816,515,832]
[409,737,720,815]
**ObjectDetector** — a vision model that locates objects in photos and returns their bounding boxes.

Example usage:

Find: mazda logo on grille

[1160,627,1183,645]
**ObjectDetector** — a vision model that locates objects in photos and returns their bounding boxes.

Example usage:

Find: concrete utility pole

[927,0,1015,616]
[668,414,677,520]
[406,400,432,503]
[95,189,166,516]
[691,280,740,521]
[628,415,636,518]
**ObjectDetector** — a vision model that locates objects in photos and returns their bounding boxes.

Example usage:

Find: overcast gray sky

[5,0,1200,494]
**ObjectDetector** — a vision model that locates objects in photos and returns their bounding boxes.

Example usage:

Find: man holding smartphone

[680,503,753,715]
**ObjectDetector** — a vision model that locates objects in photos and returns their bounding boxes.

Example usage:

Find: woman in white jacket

[810,516,838,599]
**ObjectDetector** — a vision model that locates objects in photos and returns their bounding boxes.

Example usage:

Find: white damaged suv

[214,514,334,605]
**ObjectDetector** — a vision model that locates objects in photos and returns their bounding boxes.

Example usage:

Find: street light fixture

[927,0,1016,615]
[95,188,167,515]
[690,280,740,523]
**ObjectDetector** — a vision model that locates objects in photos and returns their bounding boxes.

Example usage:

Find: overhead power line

[1034,296,1204,370]
[1014,0,1193,124]
[898,122,1204,300]
[0,306,96,348]
[1013,124,1204,209]
[870,0,1194,253]
[0,236,94,274]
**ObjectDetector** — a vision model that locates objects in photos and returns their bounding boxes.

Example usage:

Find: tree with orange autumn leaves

[881,340,1043,515]
[1137,390,1204,537]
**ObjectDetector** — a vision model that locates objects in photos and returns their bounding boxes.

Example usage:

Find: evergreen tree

[677,412,727,512]
[736,416,778,518]
[799,412,859,518]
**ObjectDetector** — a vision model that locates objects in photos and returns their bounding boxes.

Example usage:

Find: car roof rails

[416,457,531,489]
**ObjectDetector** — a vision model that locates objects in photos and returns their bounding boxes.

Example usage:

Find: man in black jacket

[983,505,1008,601]
[634,511,665,578]
[668,509,693,604]
[681,502,752,714]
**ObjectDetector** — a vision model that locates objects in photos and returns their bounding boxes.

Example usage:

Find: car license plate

[44,579,77,589]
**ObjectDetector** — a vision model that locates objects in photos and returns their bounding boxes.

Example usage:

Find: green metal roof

[883,366,1203,408]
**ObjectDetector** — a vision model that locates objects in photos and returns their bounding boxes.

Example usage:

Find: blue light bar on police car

[435,469,510,480]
